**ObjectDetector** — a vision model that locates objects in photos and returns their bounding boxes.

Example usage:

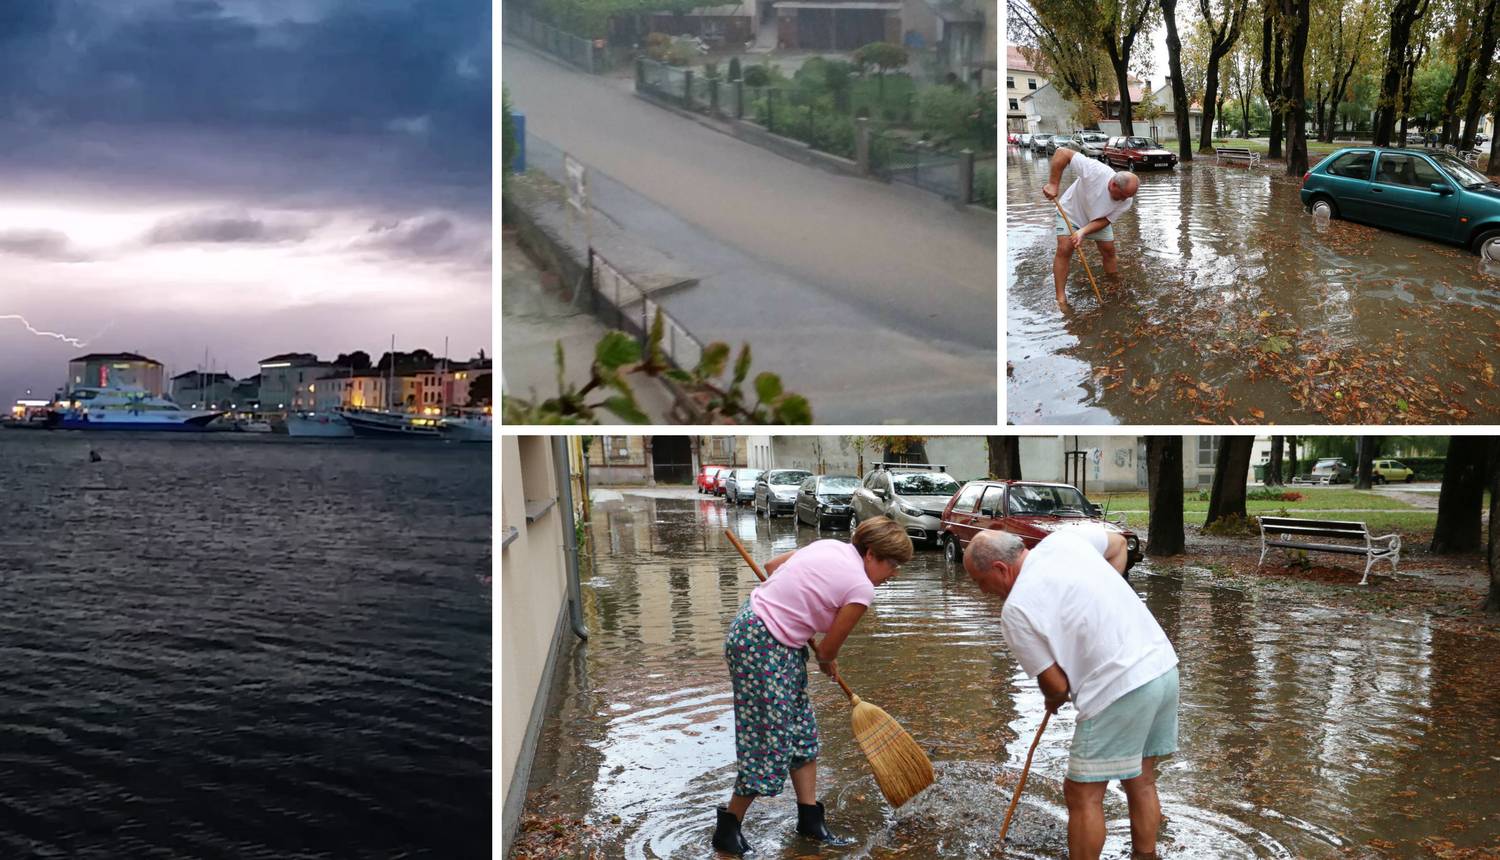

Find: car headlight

[900,504,923,517]
[1127,536,1139,551]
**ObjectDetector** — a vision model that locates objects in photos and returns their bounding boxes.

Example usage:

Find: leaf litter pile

[1054,173,1499,425]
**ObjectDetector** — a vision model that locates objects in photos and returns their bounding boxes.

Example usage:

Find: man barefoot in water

[965,527,1178,859]
[1042,146,1139,310]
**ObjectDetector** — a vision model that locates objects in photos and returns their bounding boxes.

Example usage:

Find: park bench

[1215,147,1261,167]
[1258,516,1401,586]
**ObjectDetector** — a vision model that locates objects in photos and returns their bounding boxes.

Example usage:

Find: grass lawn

[1098,488,1421,514]
[1207,137,1346,159]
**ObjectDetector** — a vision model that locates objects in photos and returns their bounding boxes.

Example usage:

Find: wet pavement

[517,490,1500,858]
[1006,146,1500,425]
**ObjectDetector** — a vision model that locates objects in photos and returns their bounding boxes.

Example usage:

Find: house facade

[66,352,165,396]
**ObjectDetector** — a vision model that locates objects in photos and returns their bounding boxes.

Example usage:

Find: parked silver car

[724,468,763,506]
[754,469,812,518]
[794,474,859,530]
[1030,133,1054,152]
[850,464,962,546]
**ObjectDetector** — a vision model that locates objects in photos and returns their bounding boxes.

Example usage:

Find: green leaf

[773,393,813,424]
[696,342,731,378]
[595,331,641,370]
[754,371,784,404]
[647,309,666,367]
[1260,335,1292,354]
[554,340,567,393]
[603,395,651,424]
[1396,398,1409,412]
[664,369,693,383]
[732,344,753,385]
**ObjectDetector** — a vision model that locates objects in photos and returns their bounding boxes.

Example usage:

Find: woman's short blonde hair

[852,516,914,565]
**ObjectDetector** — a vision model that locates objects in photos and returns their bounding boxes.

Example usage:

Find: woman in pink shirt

[711,516,914,856]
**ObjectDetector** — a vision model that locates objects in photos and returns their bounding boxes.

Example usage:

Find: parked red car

[1007,132,1020,145]
[1103,136,1178,170]
[938,479,1142,574]
[696,465,726,494]
[710,467,734,496]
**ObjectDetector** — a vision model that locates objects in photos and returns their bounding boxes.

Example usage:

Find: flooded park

[1006,146,1500,426]
[512,488,1500,859]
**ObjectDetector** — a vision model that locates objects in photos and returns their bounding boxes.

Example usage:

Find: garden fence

[506,10,612,74]
[590,251,704,374]
[871,128,965,200]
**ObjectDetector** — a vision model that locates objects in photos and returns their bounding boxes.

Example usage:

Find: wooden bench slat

[1258,513,1400,585]
[1266,540,1370,554]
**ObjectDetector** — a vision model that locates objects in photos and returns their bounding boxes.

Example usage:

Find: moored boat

[53,386,223,431]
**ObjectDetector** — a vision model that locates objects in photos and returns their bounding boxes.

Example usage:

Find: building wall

[1022,83,1070,134]
[170,377,237,408]
[67,358,165,396]
[259,363,329,413]
[588,435,653,486]
[1006,58,1042,131]
[901,0,938,49]
[500,436,572,854]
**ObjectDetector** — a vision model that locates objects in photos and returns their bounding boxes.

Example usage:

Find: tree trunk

[1262,5,1285,159]
[1146,436,1185,556]
[1200,50,1223,152]
[1241,93,1251,138]
[987,436,1022,479]
[1431,436,1491,554]
[1315,81,1327,142]
[1375,0,1423,147]
[1161,0,1194,158]
[1280,0,1310,176]
[1111,55,1136,136]
[1205,436,1255,526]
[1485,438,1500,613]
[1462,0,1500,151]
[1354,436,1378,490]
[1267,435,1284,485]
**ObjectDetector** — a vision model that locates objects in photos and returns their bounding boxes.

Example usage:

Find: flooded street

[518,490,1500,858]
[1006,146,1500,425]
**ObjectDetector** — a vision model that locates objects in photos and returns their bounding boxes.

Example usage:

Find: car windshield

[819,477,859,493]
[1125,137,1154,148]
[1082,133,1108,142]
[736,469,762,480]
[1313,459,1343,472]
[767,470,811,486]
[892,472,960,495]
[1431,154,1491,187]
[1008,484,1092,516]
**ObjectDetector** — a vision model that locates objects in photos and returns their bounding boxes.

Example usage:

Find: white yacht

[440,410,492,443]
[55,386,223,432]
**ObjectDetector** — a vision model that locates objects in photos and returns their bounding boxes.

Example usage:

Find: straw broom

[724,529,934,808]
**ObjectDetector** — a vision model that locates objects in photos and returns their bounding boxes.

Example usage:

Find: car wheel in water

[944,535,962,564]
[1311,197,1337,219]
[1475,229,1500,259]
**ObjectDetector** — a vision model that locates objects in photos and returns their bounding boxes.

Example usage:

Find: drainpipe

[552,436,590,640]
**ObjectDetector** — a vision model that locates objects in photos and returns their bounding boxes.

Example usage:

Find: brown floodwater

[1006,145,1500,425]
[517,491,1500,858]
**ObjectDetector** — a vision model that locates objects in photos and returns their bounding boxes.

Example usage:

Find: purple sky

[0,0,491,402]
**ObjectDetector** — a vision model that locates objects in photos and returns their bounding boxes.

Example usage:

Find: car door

[796,477,816,524]
[944,482,985,548]
[976,485,1006,541]
[1369,152,1460,238]
[753,476,769,511]
[1316,150,1376,220]
[853,471,880,520]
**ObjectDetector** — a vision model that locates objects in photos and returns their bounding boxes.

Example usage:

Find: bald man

[1042,146,1140,309]
[964,527,1178,860]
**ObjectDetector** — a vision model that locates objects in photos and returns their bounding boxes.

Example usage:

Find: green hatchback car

[1300,147,1500,257]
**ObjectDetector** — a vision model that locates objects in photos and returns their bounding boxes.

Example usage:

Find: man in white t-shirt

[964,525,1178,860]
[1042,146,1139,310]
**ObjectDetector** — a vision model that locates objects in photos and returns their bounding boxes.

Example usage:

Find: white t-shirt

[1058,152,1134,231]
[1000,524,1177,720]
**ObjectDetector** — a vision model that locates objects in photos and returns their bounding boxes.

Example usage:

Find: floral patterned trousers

[725,601,820,797]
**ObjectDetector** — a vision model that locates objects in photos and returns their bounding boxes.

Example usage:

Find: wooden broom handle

[1051,196,1103,302]
[724,528,857,702]
[998,709,1051,847]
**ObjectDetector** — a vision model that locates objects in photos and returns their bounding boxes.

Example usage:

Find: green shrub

[502,86,517,173]
[743,64,771,87]
[974,163,996,208]
[1203,513,1259,537]
[704,61,720,78]
[728,56,742,80]
[918,85,977,141]
[665,40,696,66]
[807,113,856,158]
[644,31,672,61]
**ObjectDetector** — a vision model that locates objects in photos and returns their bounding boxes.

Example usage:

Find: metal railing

[506,10,609,74]
[590,251,704,374]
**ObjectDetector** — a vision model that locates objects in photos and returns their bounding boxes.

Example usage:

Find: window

[1009,98,1019,111]
[1375,153,1445,188]
[1028,78,1037,89]
[1197,437,1219,487]
[1007,76,1015,88]
[1324,150,1374,179]
[953,482,984,513]
[978,486,1004,516]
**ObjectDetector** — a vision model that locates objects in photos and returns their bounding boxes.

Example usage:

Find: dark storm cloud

[144,210,313,245]
[0,0,490,203]
[0,229,89,262]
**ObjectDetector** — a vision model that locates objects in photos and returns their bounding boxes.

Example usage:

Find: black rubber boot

[796,801,853,846]
[712,806,753,855]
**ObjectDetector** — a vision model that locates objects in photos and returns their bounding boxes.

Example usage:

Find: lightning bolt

[0,314,93,348]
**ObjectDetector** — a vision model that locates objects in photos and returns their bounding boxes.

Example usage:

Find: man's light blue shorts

[1054,212,1114,242]
[1067,667,1179,783]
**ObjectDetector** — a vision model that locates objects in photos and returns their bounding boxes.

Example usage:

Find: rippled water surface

[0,433,492,858]
[1006,146,1500,425]
[523,491,1500,858]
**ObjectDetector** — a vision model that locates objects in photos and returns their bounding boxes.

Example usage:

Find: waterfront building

[169,371,237,408]
[229,375,261,410]
[257,353,332,414]
[67,352,165,397]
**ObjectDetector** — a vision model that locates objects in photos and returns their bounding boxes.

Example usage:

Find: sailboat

[340,335,442,440]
